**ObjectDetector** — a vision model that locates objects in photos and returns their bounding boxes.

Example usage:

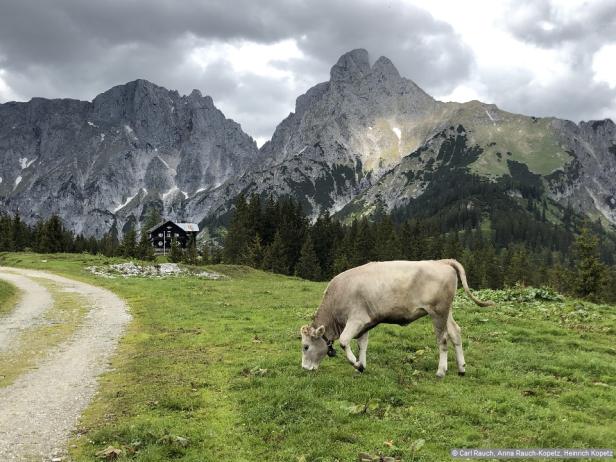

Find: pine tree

[332,252,351,275]
[223,194,251,264]
[198,241,210,265]
[352,219,375,266]
[169,237,183,263]
[246,234,264,268]
[375,216,400,261]
[264,231,288,274]
[120,228,137,258]
[0,214,14,251]
[183,235,198,265]
[573,228,606,299]
[11,212,28,251]
[136,231,155,261]
[39,215,65,253]
[295,235,322,280]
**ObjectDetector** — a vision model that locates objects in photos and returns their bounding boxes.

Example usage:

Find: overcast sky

[0,0,615,146]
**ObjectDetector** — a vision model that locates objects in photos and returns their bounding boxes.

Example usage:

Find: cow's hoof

[436,371,446,379]
[458,371,466,376]
[357,364,365,373]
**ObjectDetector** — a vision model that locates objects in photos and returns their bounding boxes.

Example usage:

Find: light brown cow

[300,259,494,377]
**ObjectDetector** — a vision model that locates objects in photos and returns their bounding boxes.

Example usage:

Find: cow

[300,259,494,377]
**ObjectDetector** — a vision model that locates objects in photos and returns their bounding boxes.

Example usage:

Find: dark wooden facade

[147,220,199,253]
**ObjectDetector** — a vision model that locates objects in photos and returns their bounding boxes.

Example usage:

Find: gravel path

[0,271,53,352]
[0,267,131,461]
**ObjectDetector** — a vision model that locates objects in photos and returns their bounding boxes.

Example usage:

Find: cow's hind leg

[447,314,466,376]
[339,319,366,371]
[431,314,448,378]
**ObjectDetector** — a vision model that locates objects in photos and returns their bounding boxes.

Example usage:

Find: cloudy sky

[0,0,614,146]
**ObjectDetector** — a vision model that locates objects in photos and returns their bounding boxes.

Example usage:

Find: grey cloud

[488,0,616,122]
[506,0,616,48]
[0,0,473,140]
[2,0,611,142]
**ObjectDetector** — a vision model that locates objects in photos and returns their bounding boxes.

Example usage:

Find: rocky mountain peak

[330,48,371,82]
[371,55,400,80]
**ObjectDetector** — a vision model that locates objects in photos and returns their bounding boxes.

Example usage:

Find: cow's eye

[303,345,309,351]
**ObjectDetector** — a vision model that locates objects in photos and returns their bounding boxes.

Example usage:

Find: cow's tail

[442,259,495,307]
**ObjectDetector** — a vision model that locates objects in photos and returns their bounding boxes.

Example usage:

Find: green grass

[0,278,19,317]
[450,104,572,178]
[0,252,615,461]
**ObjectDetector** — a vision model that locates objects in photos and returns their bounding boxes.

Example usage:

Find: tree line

[2,193,615,302]
[222,194,616,302]
[0,210,216,265]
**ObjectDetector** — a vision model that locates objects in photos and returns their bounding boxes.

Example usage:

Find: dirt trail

[0,267,131,461]
[0,271,53,352]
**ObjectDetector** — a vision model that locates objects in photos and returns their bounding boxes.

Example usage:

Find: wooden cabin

[147,220,199,253]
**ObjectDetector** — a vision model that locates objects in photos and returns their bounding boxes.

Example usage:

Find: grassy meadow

[0,252,615,461]
[0,277,18,317]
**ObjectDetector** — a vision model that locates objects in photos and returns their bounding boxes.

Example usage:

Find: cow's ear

[300,325,311,335]
[314,325,325,337]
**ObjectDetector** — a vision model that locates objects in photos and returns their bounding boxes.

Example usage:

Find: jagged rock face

[184,49,444,221]
[0,80,258,237]
[261,49,438,173]
[188,49,616,230]
[2,50,616,237]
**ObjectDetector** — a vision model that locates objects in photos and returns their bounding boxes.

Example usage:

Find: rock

[0,79,258,238]
[2,52,615,235]
[85,262,224,279]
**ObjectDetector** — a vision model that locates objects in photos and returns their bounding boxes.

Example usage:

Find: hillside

[194,49,616,234]
[1,252,615,461]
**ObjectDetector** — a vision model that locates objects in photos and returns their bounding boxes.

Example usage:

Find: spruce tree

[169,237,183,263]
[136,231,155,261]
[352,218,375,266]
[246,234,264,268]
[332,252,351,275]
[264,231,288,274]
[223,194,250,264]
[375,216,401,261]
[295,235,322,280]
[199,241,210,264]
[184,235,198,265]
[40,215,65,253]
[573,228,606,299]
[120,228,137,258]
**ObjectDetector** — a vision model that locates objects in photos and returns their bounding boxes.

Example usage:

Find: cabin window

[158,233,163,237]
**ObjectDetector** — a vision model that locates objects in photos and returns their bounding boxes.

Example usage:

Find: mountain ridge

[1,49,615,238]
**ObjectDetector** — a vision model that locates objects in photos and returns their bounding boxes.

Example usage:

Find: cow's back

[325,261,457,324]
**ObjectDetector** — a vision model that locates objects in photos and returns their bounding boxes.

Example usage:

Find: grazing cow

[300,259,494,377]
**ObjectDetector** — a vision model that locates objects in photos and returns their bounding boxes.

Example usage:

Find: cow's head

[300,324,328,370]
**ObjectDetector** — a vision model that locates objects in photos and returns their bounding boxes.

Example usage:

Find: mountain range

[1,49,615,238]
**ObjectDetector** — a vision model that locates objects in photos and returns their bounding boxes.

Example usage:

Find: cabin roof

[176,222,199,232]
[147,220,199,233]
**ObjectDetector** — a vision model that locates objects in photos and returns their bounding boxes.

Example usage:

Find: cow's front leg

[357,332,369,372]
[339,320,365,372]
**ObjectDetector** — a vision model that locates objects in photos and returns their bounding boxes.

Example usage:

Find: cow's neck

[312,308,342,342]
